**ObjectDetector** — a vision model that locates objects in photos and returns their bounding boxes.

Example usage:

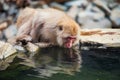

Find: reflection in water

[21,47,82,78]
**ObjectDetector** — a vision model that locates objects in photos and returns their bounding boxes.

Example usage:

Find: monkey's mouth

[64,36,76,48]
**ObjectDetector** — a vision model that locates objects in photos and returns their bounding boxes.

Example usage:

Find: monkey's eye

[58,25,63,31]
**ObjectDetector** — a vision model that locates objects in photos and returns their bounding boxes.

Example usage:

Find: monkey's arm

[35,42,54,48]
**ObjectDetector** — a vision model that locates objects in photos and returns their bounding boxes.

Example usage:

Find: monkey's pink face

[56,25,80,48]
[63,36,77,48]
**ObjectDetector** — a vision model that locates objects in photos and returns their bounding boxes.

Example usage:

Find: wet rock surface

[0,41,16,59]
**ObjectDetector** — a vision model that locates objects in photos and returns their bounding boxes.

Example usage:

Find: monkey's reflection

[27,47,82,77]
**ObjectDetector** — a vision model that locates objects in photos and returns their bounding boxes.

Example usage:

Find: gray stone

[67,5,80,19]
[0,31,4,40]
[110,6,120,26]
[8,4,18,15]
[93,0,111,14]
[108,3,119,9]
[0,22,8,30]
[4,24,17,40]
[0,41,17,59]
[78,10,105,25]
[81,18,111,29]
[65,0,88,7]
[50,2,67,11]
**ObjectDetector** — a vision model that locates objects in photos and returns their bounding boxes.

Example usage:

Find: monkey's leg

[35,42,54,48]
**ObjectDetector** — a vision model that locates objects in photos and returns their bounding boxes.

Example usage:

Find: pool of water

[0,46,120,80]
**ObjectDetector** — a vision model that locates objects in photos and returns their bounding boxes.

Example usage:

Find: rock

[0,13,6,23]
[77,12,109,29]
[78,6,105,25]
[93,0,111,14]
[25,42,39,53]
[9,42,39,53]
[14,45,26,52]
[29,0,49,8]
[0,60,10,70]
[0,41,17,59]
[81,18,111,29]
[64,0,88,7]
[4,24,17,40]
[0,22,8,30]
[77,4,112,29]
[0,53,17,70]
[108,2,119,9]
[40,1,49,9]
[67,5,80,19]
[80,29,120,46]
[110,6,120,27]
[86,4,105,20]
[50,2,67,11]
[8,4,18,16]
[0,31,4,40]
[3,2,9,11]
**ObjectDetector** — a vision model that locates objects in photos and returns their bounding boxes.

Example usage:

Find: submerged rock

[0,53,17,70]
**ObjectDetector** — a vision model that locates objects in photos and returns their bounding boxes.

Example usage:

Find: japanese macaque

[14,7,100,48]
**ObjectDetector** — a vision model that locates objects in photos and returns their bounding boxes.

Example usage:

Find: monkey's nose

[67,36,76,43]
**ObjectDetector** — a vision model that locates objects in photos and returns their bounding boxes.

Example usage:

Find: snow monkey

[15,7,100,48]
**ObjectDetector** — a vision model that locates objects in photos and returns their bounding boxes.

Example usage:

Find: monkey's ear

[16,7,35,28]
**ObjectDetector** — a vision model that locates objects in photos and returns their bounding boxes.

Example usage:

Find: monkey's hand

[16,35,32,45]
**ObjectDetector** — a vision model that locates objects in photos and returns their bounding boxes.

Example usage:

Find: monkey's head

[55,17,80,48]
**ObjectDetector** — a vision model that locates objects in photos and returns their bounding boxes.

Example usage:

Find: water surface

[0,46,120,80]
